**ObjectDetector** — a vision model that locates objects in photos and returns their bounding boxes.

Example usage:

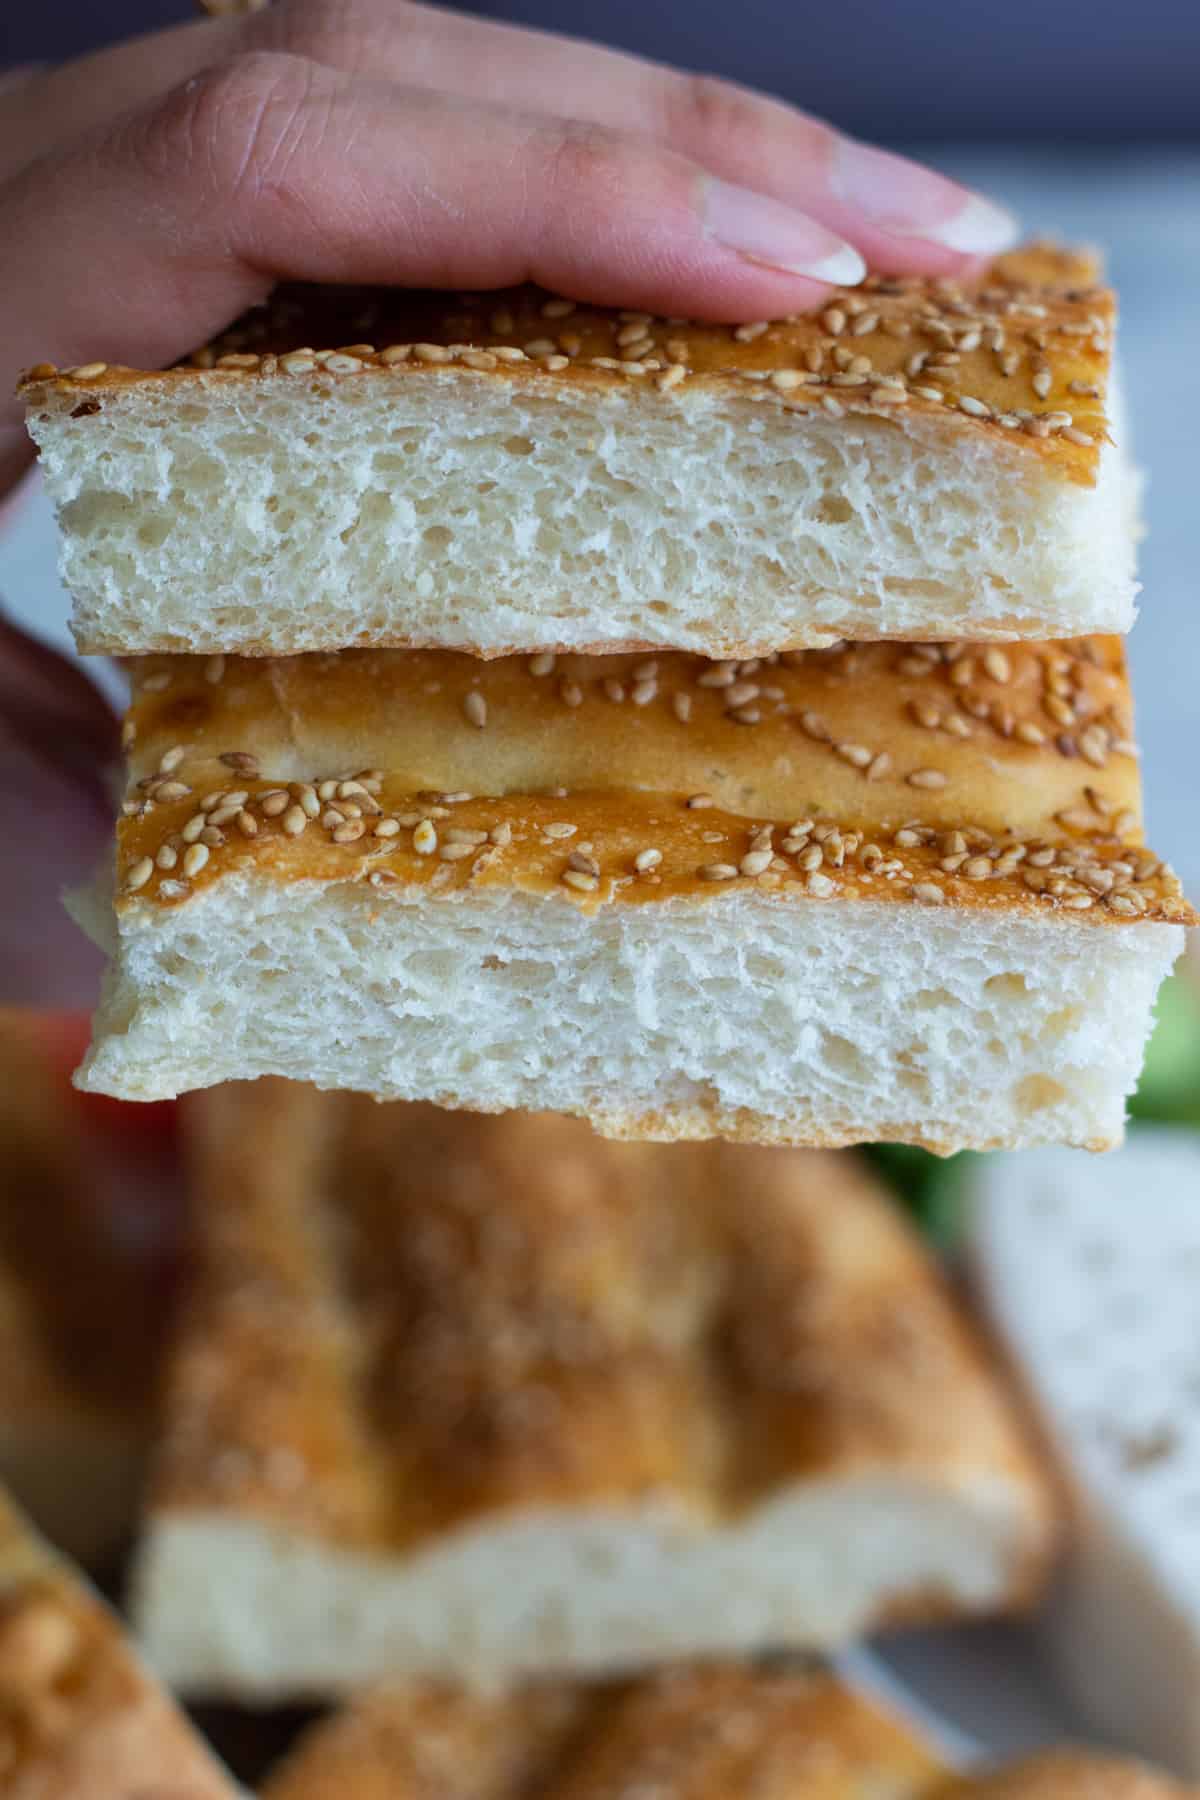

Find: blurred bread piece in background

[0,1482,237,1797]
[22,248,1137,660]
[261,1661,1199,1800]
[133,1083,1056,1701]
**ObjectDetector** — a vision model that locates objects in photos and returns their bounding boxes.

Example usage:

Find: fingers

[3,51,860,391]
[0,0,1014,276]
[262,0,1016,275]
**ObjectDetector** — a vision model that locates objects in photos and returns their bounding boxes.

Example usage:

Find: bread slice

[260,1664,1198,1800]
[23,246,1135,658]
[0,1484,237,1797]
[131,1082,1056,1700]
[969,1131,1200,1776]
[75,640,1189,1150]
[0,1009,171,1566]
[260,1663,947,1800]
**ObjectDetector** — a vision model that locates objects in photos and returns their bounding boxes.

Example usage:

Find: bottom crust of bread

[77,874,1181,1153]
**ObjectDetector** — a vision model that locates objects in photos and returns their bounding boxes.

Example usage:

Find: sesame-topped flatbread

[75,639,1189,1150]
[23,247,1136,659]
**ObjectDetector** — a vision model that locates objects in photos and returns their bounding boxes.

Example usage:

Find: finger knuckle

[142,51,319,202]
[666,70,826,163]
[540,118,641,213]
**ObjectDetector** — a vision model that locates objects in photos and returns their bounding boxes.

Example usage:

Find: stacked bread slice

[24,245,1192,1147]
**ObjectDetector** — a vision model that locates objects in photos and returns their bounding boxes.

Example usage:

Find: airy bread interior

[77,874,1180,1152]
[34,381,1137,658]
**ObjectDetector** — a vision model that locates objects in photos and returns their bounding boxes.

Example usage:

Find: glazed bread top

[23,245,1111,487]
[112,642,1191,928]
[262,1664,945,1800]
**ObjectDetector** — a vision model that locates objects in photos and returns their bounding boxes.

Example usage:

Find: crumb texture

[34,381,1136,656]
[80,879,1178,1152]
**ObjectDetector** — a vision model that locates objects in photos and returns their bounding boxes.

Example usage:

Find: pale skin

[0,0,1017,1003]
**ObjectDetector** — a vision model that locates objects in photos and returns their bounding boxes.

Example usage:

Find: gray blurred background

[1,3,1198,901]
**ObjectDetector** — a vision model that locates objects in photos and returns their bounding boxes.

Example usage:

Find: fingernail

[703,177,866,286]
[832,139,1017,254]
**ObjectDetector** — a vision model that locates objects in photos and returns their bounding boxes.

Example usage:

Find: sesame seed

[543,822,577,840]
[907,767,947,789]
[806,871,835,897]
[68,362,108,381]
[656,363,686,392]
[867,752,892,781]
[958,394,991,418]
[282,805,307,836]
[125,857,153,892]
[568,849,601,877]
[983,648,1011,683]
[632,679,658,706]
[739,849,774,877]
[604,678,626,704]
[635,848,662,872]
[672,692,692,724]
[463,691,488,729]
[1063,426,1095,448]
[236,810,258,837]
[260,790,289,817]
[333,820,365,843]
[413,820,438,855]
[182,843,209,877]
[1032,368,1053,399]
[181,813,207,843]
[413,344,451,364]
[374,818,401,838]
[438,841,475,861]
[560,680,584,708]
[701,863,738,881]
[821,307,846,335]
[200,825,225,848]
[800,711,830,741]
[687,794,714,810]
[561,867,599,893]
[295,784,320,818]
[911,882,945,904]
[529,651,556,676]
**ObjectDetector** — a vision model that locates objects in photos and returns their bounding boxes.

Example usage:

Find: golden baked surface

[151,1082,1055,1596]
[262,1666,1200,1800]
[22,246,1112,485]
[112,642,1191,927]
[262,1664,944,1800]
[0,1490,233,1796]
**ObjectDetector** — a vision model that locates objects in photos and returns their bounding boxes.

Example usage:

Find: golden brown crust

[151,1083,1056,1611]
[22,246,1112,486]
[262,1664,945,1800]
[0,1489,235,1797]
[111,644,1192,928]
[938,1752,1200,1800]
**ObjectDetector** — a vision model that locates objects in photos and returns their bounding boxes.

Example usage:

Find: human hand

[0,0,1016,496]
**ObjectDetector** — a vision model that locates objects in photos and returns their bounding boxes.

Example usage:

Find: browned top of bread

[0,1488,235,1797]
[262,1663,945,1800]
[0,1010,167,1432]
[112,643,1191,929]
[150,1081,1055,1595]
[940,1753,1200,1800]
[22,246,1112,486]
[262,1668,1200,1800]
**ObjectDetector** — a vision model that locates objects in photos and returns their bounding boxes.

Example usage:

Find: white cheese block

[969,1131,1200,1774]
